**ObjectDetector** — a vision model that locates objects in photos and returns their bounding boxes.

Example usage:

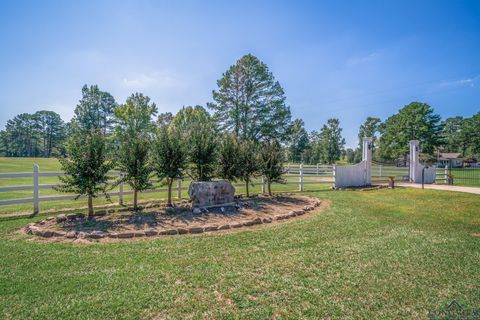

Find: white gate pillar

[362,137,373,185]
[409,140,420,183]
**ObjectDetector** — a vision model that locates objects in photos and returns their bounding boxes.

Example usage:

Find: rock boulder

[188,180,235,208]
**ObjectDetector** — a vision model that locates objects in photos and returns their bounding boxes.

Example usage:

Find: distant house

[437,153,464,168]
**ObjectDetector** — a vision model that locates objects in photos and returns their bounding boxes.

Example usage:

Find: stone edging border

[23,196,322,243]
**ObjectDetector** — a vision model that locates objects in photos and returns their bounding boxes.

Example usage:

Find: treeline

[0,111,67,157]
[1,53,479,167]
[286,102,480,164]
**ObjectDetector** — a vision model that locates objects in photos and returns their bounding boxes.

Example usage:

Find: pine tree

[319,118,345,164]
[208,54,291,141]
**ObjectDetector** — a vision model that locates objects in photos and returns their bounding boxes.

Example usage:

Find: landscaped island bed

[22,194,324,243]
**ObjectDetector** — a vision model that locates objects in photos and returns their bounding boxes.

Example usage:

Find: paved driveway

[392,182,480,195]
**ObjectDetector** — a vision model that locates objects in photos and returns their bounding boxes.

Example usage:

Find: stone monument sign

[188,180,235,208]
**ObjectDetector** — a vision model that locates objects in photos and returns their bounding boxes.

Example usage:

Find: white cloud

[346,52,379,66]
[121,71,178,89]
[439,75,478,88]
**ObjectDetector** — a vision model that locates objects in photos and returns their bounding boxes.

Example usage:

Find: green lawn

[0,188,479,319]
[449,168,480,187]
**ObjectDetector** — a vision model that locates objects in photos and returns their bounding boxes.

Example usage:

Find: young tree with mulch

[259,139,285,196]
[151,125,187,207]
[238,139,259,197]
[171,106,217,181]
[217,133,241,181]
[56,126,114,217]
[113,93,157,211]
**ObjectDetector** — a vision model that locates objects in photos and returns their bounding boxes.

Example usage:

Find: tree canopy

[378,102,441,160]
[113,93,158,210]
[208,54,291,141]
[318,118,345,164]
[73,84,117,134]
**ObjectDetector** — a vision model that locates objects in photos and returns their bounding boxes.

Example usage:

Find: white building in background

[437,153,464,168]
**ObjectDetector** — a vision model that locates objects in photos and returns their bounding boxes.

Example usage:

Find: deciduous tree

[56,127,114,217]
[113,93,157,210]
[378,102,441,160]
[172,106,217,181]
[151,125,187,206]
[217,134,241,181]
[259,139,284,196]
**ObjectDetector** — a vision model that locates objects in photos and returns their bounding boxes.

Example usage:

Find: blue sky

[0,0,479,147]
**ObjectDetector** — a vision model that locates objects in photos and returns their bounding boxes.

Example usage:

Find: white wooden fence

[0,164,335,214]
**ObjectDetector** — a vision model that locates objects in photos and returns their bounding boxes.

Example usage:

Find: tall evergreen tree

[208,54,291,141]
[286,119,309,163]
[33,110,66,157]
[113,93,157,210]
[3,113,39,157]
[319,118,345,164]
[73,84,117,134]
[358,117,381,150]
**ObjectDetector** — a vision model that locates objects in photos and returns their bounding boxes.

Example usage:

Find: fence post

[118,173,123,205]
[33,164,39,214]
[332,165,336,188]
[316,163,319,176]
[444,165,448,184]
[380,165,383,177]
[299,163,304,192]
[177,179,182,199]
[287,163,290,174]
[261,175,266,194]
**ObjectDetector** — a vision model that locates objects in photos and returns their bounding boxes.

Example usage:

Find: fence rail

[0,164,335,214]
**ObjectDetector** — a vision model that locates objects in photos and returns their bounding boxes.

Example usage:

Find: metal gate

[447,165,480,187]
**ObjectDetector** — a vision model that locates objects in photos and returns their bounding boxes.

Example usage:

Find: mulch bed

[22,194,325,244]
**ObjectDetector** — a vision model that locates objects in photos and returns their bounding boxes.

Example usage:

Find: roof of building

[438,153,463,160]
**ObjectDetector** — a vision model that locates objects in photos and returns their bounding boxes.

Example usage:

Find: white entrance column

[362,137,373,185]
[409,140,420,183]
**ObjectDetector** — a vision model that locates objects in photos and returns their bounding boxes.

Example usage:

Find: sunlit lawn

[0,187,479,319]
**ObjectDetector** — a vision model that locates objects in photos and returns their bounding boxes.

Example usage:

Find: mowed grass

[0,188,479,319]
[449,168,480,187]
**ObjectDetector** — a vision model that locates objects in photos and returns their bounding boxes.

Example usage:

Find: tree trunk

[87,195,93,218]
[167,178,173,207]
[268,181,272,196]
[133,190,138,211]
[245,177,250,197]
